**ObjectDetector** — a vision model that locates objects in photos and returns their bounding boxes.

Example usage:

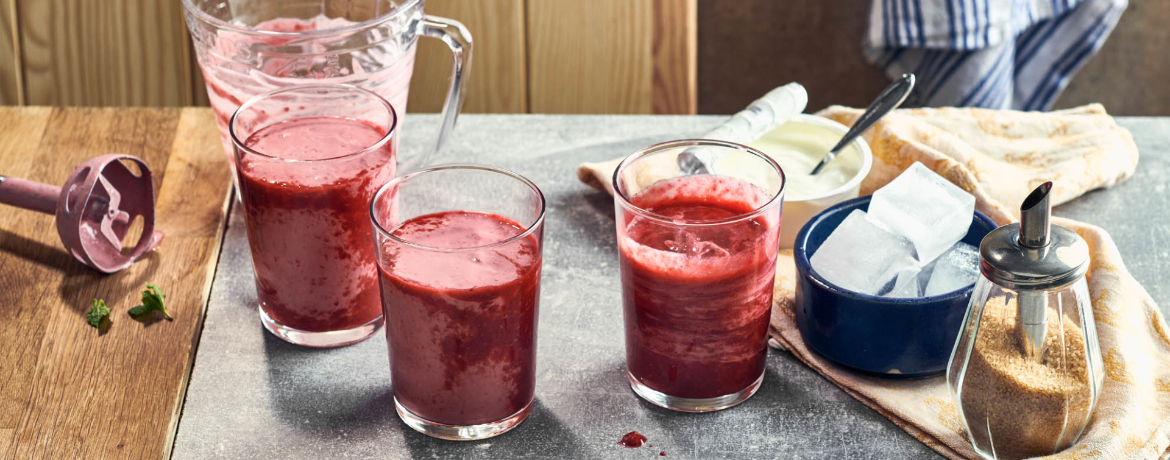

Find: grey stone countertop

[172,115,1170,459]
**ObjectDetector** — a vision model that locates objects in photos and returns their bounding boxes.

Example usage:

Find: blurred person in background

[865,0,1127,110]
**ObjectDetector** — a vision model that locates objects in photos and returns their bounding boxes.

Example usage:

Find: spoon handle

[678,83,809,176]
[810,74,916,175]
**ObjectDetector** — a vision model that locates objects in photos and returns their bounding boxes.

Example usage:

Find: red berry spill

[618,431,647,448]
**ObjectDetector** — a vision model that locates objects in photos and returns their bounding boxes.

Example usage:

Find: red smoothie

[618,175,780,399]
[618,431,648,448]
[378,210,542,425]
[237,116,394,333]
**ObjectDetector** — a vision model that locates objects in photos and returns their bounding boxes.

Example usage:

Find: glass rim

[612,139,787,227]
[229,84,397,164]
[181,0,421,38]
[370,163,547,253]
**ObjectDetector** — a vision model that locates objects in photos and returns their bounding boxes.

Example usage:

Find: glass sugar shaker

[946,182,1104,460]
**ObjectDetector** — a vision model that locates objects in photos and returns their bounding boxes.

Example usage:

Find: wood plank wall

[0,0,697,115]
[410,0,529,114]
[0,0,20,105]
[0,0,1162,115]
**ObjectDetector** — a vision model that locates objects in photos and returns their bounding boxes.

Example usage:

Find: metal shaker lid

[979,182,1090,290]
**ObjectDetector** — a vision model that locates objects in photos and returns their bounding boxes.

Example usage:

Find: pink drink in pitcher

[182,0,471,175]
[201,16,415,162]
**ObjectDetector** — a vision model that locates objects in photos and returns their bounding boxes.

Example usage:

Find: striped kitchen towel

[866,0,1127,110]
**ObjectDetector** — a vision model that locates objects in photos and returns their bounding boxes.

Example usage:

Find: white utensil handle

[704,82,809,144]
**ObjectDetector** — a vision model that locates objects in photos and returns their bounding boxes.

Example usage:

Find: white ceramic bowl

[749,114,873,248]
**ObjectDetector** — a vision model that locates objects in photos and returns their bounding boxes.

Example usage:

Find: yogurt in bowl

[734,114,872,247]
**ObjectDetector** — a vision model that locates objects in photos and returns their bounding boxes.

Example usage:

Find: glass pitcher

[182,0,471,176]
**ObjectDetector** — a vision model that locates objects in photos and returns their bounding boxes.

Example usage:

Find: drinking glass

[371,164,545,440]
[613,140,785,412]
[231,85,397,347]
[183,0,470,177]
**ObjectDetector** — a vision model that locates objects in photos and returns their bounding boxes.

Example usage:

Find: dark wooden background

[698,0,1169,115]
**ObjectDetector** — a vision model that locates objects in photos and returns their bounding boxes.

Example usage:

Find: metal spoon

[809,73,916,175]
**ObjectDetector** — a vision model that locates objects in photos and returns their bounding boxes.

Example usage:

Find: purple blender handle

[0,176,58,214]
[0,154,163,273]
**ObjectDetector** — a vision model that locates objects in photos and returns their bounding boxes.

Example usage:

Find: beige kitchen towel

[770,219,1170,460]
[818,103,1138,224]
[578,104,1166,459]
[765,105,1168,460]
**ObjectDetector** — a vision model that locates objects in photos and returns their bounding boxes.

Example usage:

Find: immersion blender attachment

[0,154,163,273]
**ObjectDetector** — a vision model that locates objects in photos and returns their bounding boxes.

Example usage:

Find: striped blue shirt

[866,0,1127,110]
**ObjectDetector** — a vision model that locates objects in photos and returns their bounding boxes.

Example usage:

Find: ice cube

[663,230,731,258]
[924,242,981,296]
[868,162,976,263]
[917,258,937,294]
[811,209,918,296]
[884,265,922,298]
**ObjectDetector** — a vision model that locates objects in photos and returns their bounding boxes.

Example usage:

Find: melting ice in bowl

[810,162,981,299]
[810,209,918,296]
[867,162,975,263]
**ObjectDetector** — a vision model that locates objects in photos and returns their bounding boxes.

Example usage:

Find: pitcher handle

[406,15,472,172]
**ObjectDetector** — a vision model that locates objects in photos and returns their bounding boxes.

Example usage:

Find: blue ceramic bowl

[793,196,997,378]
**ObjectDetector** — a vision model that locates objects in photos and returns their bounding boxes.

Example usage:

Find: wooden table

[0,107,231,459]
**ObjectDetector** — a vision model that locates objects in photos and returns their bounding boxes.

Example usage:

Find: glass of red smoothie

[613,139,785,412]
[370,164,545,440]
[231,84,397,348]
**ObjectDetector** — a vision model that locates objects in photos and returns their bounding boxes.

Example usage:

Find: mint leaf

[128,283,172,321]
[86,298,111,328]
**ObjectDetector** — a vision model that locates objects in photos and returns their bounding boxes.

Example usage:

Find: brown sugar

[957,295,1093,459]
